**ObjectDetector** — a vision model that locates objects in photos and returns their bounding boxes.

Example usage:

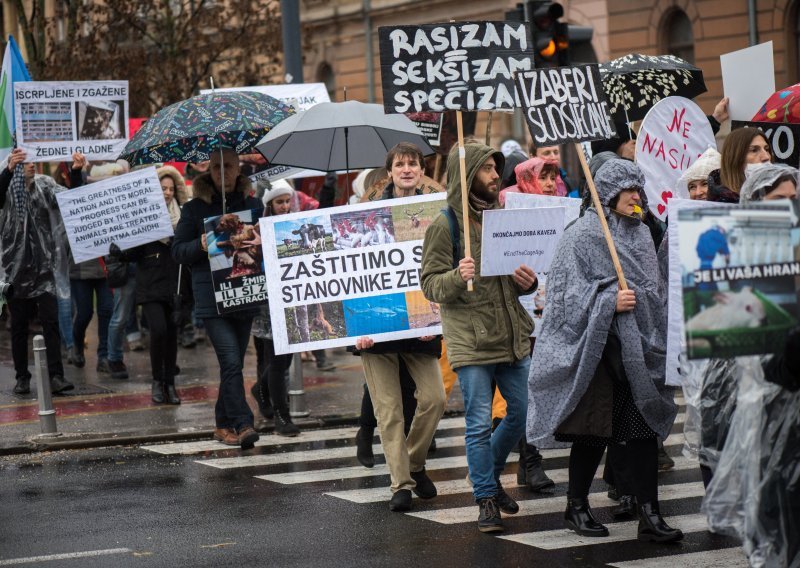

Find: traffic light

[528,1,564,67]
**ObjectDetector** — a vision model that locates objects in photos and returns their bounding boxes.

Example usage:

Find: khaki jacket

[420,143,534,369]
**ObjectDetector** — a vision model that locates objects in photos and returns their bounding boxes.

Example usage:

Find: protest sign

[260,193,446,354]
[406,111,443,147]
[636,96,716,221]
[731,121,800,169]
[720,42,775,122]
[665,199,735,386]
[504,192,581,337]
[378,21,533,113]
[249,164,328,185]
[677,200,800,359]
[14,81,129,162]
[201,83,330,113]
[515,64,615,146]
[56,167,172,264]
[480,207,565,276]
[204,208,267,314]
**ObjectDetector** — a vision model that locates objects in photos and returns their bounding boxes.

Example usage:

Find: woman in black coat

[113,166,189,404]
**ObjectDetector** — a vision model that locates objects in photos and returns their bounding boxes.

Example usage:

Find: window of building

[318,62,335,101]
[662,9,695,64]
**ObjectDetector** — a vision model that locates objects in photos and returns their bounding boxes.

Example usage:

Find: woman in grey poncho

[527,159,682,543]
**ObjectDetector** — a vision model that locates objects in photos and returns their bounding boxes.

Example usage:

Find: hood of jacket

[191,172,252,205]
[157,165,191,205]
[446,143,504,219]
[594,159,645,207]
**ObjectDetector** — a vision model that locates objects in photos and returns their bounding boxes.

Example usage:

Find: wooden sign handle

[574,143,628,291]
[456,111,473,292]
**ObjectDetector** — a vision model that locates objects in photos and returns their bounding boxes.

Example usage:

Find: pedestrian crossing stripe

[140,416,468,455]
[325,456,697,504]
[498,513,709,549]
[403,481,704,524]
[607,547,748,567]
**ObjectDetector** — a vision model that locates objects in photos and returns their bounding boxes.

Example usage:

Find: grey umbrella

[255,100,434,172]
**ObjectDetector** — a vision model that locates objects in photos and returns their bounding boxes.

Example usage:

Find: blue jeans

[456,356,530,500]
[71,278,113,360]
[203,315,254,431]
[57,296,74,350]
[107,276,136,363]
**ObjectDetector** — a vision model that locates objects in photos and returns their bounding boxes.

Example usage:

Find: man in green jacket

[421,143,537,533]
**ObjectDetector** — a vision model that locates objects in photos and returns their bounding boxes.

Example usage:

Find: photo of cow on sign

[273,215,334,258]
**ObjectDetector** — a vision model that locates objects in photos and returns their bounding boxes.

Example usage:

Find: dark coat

[124,239,179,305]
[172,172,262,319]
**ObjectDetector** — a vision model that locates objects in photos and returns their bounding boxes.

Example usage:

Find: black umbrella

[599,54,707,123]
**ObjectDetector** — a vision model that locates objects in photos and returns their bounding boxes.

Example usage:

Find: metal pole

[363,0,375,102]
[281,0,304,84]
[288,353,309,417]
[33,335,60,437]
[748,0,758,47]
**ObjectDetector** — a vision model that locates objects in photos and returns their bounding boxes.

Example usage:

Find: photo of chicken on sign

[678,200,800,359]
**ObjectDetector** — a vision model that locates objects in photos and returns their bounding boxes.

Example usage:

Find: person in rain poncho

[0,148,86,395]
[527,159,683,543]
[701,163,800,568]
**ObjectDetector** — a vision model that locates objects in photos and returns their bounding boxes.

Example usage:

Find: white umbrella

[255,100,434,172]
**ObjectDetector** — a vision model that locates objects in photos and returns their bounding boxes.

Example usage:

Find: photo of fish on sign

[678,200,800,359]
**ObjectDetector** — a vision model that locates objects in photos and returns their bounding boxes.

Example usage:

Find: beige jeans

[361,351,446,492]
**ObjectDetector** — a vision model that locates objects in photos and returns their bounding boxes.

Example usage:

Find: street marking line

[608,547,748,567]
[405,481,704,524]
[326,455,698,504]
[0,548,132,566]
[142,416,468,455]
[498,513,708,549]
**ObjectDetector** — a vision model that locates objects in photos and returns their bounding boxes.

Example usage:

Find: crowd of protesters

[0,94,797,565]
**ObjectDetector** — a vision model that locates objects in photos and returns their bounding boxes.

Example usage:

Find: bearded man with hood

[172,147,262,450]
[421,143,538,534]
[527,159,683,543]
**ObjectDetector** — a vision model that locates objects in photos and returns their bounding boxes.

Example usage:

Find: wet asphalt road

[0,419,744,568]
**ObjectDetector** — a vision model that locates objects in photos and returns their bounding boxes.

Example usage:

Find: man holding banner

[1,148,86,395]
[421,143,537,533]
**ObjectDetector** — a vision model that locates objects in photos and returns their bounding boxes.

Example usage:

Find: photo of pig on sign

[636,96,716,221]
[678,202,800,359]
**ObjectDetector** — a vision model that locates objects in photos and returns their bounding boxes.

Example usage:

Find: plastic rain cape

[0,160,71,299]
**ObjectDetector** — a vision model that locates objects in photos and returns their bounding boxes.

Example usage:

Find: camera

[0,281,13,306]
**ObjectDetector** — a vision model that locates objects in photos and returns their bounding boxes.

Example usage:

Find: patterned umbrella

[120,91,295,165]
[751,83,800,123]
[599,54,707,122]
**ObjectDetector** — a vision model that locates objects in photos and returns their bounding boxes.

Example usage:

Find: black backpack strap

[441,206,460,269]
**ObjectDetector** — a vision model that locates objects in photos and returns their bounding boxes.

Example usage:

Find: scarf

[468,191,492,212]
[10,164,27,217]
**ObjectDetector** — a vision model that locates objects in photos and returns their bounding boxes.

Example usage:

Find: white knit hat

[677,147,721,191]
[262,179,294,206]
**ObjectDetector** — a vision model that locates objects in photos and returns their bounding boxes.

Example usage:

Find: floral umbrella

[599,54,707,123]
[119,91,295,165]
[751,83,800,123]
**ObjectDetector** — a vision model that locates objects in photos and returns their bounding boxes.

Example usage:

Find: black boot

[518,441,555,491]
[164,384,181,405]
[637,502,683,543]
[274,409,300,437]
[564,497,609,537]
[151,380,165,404]
[611,495,636,519]
[250,382,274,419]
[355,426,375,468]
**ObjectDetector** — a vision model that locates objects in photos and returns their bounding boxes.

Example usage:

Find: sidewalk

[0,321,464,455]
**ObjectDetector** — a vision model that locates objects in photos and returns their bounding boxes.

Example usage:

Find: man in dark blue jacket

[173,147,262,449]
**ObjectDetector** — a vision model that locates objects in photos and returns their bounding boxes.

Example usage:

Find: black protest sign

[515,64,616,146]
[379,22,533,114]
[732,121,800,168]
[406,111,443,146]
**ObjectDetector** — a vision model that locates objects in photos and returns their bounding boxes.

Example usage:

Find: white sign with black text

[14,81,129,162]
[480,207,565,277]
[56,167,172,264]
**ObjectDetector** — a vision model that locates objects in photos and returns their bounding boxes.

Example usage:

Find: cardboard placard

[635,96,717,221]
[515,64,615,146]
[378,22,533,113]
[14,81,129,162]
[406,111,443,146]
[56,167,172,263]
[480,207,565,276]
[720,42,775,122]
[732,120,800,169]
[200,83,330,113]
[260,193,446,354]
